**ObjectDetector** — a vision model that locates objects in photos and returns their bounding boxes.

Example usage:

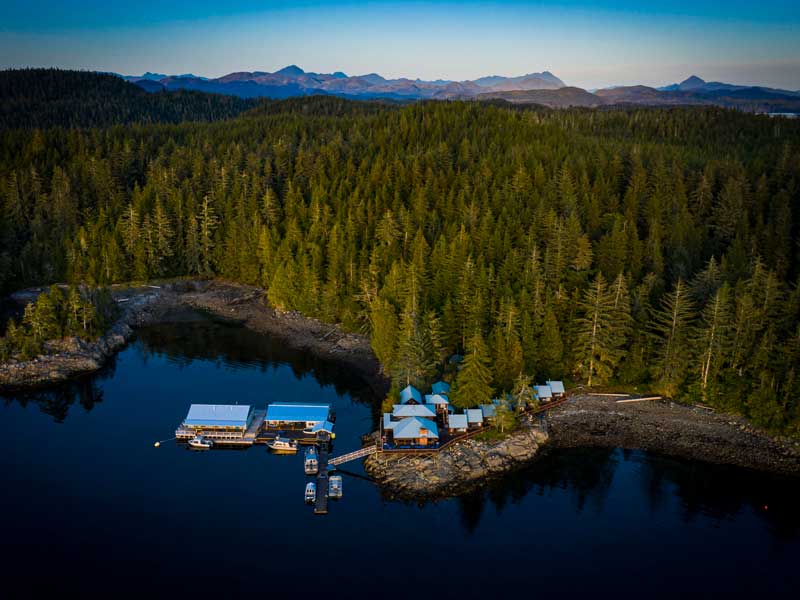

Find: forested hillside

[0,69,262,129]
[1,97,799,431]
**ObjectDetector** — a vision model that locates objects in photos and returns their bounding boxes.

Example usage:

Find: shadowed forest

[1,71,799,431]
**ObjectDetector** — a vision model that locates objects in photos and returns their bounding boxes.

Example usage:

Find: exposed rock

[364,425,548,499]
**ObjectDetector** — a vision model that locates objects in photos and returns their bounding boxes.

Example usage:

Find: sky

[1,1,799,90]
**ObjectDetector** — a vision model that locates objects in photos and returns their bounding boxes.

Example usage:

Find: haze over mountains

[121,67,800,113]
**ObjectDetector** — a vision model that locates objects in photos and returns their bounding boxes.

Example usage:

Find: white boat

[328,475,343,498]
[268,436,298,454]
[188,435,213,450]
[304,447,319,475]
[305,482,316,504]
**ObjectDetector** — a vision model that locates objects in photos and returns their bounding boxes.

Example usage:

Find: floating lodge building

[382,379,565,449]
[176,402,333,446]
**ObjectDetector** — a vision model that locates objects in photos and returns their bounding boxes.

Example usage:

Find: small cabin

[447,413,468,434]
[399,385,423,405]
[536,385,553,402]
[546,380,566,398]
[431,381,451,396]
[424,393,450,415]
[466,409,484,429]
[391,417,440,447]
[480,404,497,422]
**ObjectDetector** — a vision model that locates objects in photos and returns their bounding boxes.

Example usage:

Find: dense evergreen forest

[1,84,799,432]
[0,69,262,129]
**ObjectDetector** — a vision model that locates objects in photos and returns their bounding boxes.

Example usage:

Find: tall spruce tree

[451,331,493,409]
[651,279,696,397]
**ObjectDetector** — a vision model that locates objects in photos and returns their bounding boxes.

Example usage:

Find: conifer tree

[696,282,733,400]
[451,331,493,409]
[650,279,696,396]
[574,274,628,386]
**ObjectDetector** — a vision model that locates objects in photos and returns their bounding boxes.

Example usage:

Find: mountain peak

[679,75,706,89]
[275,65,305,77]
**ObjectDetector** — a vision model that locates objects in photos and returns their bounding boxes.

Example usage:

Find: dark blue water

[2,313,799,599]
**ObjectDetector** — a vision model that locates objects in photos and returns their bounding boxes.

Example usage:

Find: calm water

[1,313,799,599]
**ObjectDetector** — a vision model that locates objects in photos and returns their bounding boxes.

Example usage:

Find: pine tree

[511,372,536,412]
[538,305,564,378]
[368,298,398,374]
[450,331,493,409]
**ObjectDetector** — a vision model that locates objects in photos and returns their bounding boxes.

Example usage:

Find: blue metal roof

[393,404,437,418]
[392,417,439,440]
[399,385,422,404]
[466,409,484,423]
[546,380,565,395]
[447,414,468,429]
[480,404,497,418]
[184,404,253,428]
[311,420,335,434]
[431,381,451,395]
[536,385,553,399]
[424,394,449,405]
[265,403,331,423]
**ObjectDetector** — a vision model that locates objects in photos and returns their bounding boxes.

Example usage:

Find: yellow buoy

[154,441,160,448]
[331,433,336,440]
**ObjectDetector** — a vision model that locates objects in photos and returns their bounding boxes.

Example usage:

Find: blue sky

[1,1,799,89]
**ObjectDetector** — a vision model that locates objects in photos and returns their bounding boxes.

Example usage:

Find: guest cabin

[431,381,451,396]
[447,413,468,434]
[466,409,484,429]
[389,416,440,447]
[400,385,423,405]
[264,403,332,430]
[536,385,553,403]
[423,394,450,415]
[546,380,566,398]
[392,404,437,419]
[480,404,497,422]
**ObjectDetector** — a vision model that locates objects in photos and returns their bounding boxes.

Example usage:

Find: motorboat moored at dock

[305,482,316,504]
[328,475,343,498]
[188,435,213,450]
[304,447,319,474]
[268,436,299,454]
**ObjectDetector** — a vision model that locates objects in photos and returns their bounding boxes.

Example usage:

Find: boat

[304,447,319,475]
[268,436,298,454]
[328,475,343,498]
[188,435,213,450]
[305,482,316,504]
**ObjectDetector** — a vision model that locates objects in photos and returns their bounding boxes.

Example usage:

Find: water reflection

[1,357,115,422]
[136,311,380,406]
[451,447,800,540]
[1,310,381,421]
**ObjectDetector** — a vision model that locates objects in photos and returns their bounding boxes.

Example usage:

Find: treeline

[1,286,117,360]
[0,69,263,129]
[0,96,799,431]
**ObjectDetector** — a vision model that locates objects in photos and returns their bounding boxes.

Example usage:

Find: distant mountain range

[122,68,800,112]
[123,65,566,100]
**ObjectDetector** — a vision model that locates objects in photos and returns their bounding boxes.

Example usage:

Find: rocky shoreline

[364,424,549,499]
[0,279,388,395]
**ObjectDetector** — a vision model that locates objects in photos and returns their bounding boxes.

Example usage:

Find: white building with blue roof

[546,380,566,397]
[466,408,484,428]
[391,417,439,446]
[536,385,553,402]
[265,403,331,429]
[182,404,254,431]
[447,413,468,433]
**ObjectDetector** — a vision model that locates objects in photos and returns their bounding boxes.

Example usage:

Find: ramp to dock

[329,444,377,467]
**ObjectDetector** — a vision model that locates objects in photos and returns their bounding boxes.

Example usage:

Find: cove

[1,312,798,599]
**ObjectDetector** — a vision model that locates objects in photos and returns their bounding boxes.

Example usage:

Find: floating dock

[314,442,330,515]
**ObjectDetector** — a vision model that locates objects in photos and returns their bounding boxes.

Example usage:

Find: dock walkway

[314,442,330,515]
